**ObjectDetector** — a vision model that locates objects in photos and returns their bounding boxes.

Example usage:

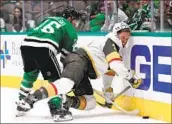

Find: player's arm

[60,32,78,64]
[103,38,141,88]
[103,38,129,78]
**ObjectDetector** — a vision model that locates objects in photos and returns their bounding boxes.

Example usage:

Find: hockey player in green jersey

[16,6,80,116]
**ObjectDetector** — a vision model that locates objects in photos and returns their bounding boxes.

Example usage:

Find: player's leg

[47,76,96,122]
[16,47,61,110]
[18,48,61,104]
[70,76,96,111]
[19,46,40,99]
[47,48,96,121]
[31,48,92,100]
[102,73,115,108]
[46,49,92,121]
[46,48,90,98]
[35,48,62,83]
[17,49,92,120]
[16,46,40,116]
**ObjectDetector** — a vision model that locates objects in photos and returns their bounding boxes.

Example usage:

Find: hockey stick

[94,86,139,115]
[113,85,131,99]
[95,86,131,107]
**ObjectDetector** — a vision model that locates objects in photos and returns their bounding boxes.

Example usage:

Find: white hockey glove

[126,70,142,89]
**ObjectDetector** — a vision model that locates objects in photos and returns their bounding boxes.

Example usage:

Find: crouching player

[17,22,142,121]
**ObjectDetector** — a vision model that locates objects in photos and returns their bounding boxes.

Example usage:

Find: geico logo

[130,45,171,94]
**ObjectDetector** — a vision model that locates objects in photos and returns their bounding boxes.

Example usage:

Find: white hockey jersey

[81,32,129,79]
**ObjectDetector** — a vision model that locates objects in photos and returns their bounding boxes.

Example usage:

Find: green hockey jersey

[23,16,78,55]
[127,4,151,31]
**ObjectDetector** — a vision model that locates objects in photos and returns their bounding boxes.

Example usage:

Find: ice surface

[1,87,166,123]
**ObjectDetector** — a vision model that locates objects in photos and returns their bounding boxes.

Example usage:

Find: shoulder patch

[103,38,120,56]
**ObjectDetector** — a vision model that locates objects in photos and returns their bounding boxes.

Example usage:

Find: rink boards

[0,32,171,123]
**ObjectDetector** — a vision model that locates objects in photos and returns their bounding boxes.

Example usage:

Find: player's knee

[53,78,75,94]
[84,95,96,110]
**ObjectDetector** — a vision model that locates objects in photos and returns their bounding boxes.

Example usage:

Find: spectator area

[0,0,171,32]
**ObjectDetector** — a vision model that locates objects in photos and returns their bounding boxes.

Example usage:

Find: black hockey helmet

[62,6,79,20]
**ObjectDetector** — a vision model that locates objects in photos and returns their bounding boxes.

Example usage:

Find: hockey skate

[16,93,38,117]
[48,94,73,122]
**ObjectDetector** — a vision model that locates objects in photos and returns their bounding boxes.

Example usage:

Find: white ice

[1,87,166,123]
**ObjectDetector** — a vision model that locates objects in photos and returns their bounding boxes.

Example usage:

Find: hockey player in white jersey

[17,22,142,122]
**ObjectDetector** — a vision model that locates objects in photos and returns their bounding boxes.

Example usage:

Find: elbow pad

[109,61,130,79]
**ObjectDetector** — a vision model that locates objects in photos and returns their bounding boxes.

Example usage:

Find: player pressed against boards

[16,13,142,121]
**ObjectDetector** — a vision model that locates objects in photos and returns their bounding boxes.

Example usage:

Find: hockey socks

[70,96,87,110]
[19,70,39,99]
[19,85,32,100]
[22,70,39,85]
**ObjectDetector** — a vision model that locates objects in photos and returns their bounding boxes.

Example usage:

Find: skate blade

[53,115,73,122]
[16,111,26,117]
[15,101,31,110]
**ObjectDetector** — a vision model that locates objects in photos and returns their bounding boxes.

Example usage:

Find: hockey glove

[127,70,142,89]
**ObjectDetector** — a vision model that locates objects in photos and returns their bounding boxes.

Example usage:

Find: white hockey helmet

[112,22,131,33]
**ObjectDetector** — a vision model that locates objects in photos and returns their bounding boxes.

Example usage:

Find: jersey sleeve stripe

[108,58,121,63]
[106,51,121,63]
[50,83,58,95]
[105,69,116,76]
[44,83,58,97]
